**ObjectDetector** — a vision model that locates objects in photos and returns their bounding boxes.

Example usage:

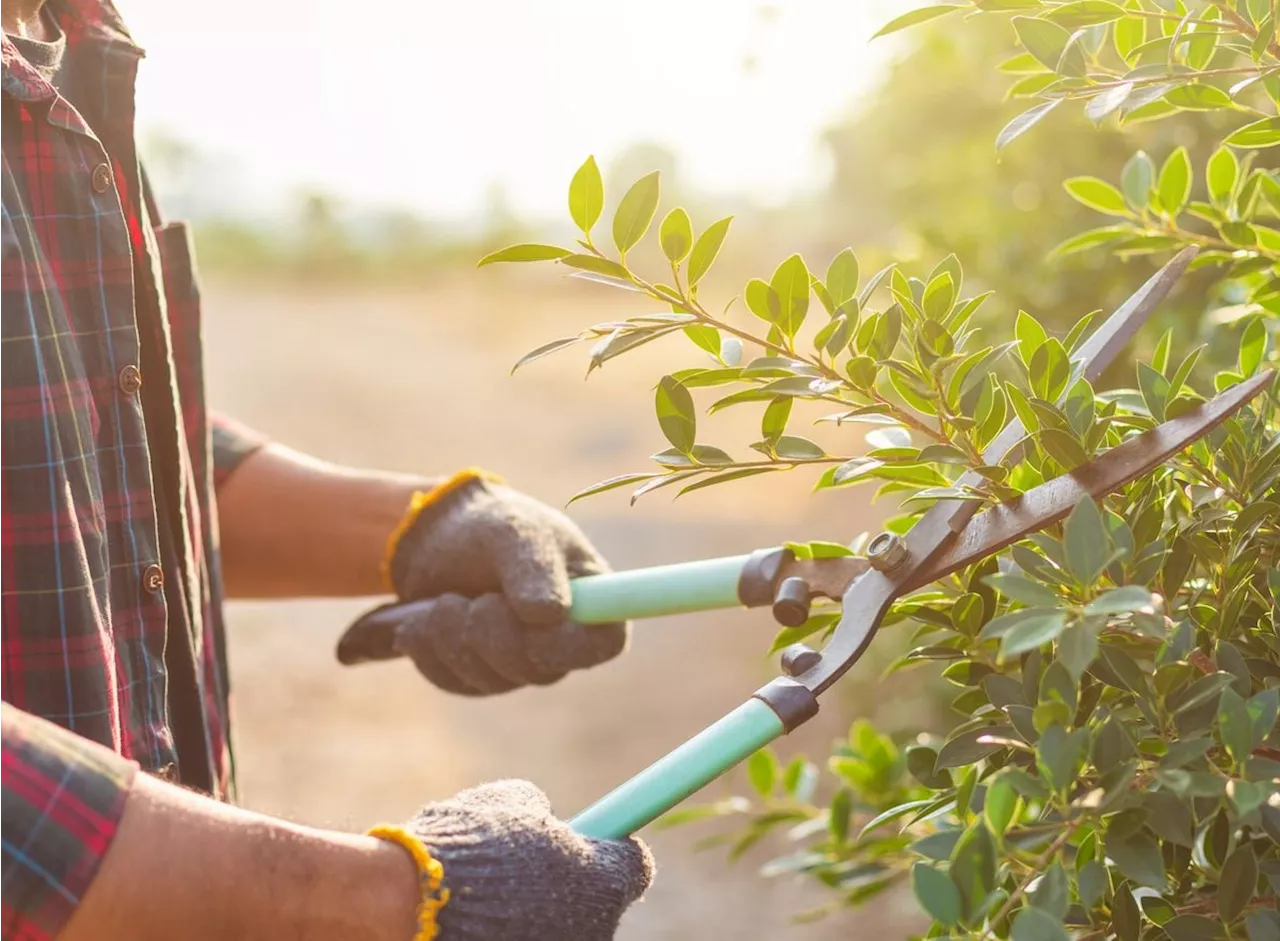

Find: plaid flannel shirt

[2,2,264,936]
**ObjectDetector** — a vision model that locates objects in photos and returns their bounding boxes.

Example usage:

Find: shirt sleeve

[1,703,139,940]
[210,412,268,489]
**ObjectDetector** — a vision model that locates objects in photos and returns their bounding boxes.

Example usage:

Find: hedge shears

[343,246,1275,840]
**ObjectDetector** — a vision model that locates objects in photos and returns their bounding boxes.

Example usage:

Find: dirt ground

[202,268,927,938]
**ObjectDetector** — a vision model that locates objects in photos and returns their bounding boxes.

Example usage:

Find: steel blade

[890,246,1198,590]
[901,369,1273,591]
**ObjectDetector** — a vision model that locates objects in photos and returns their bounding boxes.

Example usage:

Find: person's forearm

[217,443,438,598]
[60,772,420,941]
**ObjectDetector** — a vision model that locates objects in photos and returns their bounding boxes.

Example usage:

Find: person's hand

[409,779,653,940]
[336,473,629,695]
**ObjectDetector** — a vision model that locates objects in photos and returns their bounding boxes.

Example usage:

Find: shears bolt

[780,643,822,677]
[867,532,908,572]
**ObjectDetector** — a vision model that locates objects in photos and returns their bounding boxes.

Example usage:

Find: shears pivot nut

[866,532,908,572]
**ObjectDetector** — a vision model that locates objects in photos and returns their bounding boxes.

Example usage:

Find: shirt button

[91,163,113,193]
[142,564,164,594]
[118,364,142,395]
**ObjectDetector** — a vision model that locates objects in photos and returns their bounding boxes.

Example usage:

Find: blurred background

[121,0,1246,935]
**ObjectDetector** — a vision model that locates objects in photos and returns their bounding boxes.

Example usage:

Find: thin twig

[979,829,1074,941]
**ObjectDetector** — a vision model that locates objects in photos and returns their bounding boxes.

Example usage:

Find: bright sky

[119,0,899,221]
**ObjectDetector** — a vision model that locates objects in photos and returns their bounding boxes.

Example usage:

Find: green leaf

[746,748,777,796]
[659,207,693,264]
[1172,672,1236,715]
[872,4,962,38]
[761,397,792,445]
[1030,860,1069,918]
[997,100,1061,150]
[984,773,1018,837]
[676,467,777,496]
[923,272,955,320]
[1078,860,1109,909]
[1058,621,1100,680]
[1014,310,1047,366]
[1121,151,1156,210]
[1240,316,1266,376]
[936,727,1010,769]
[1219,845,1257,923]
[1013,16,1078,74]
[1000,611,1068,659]
[1165,84,1232,111]
[682,324,720,359]
[980,606,1057,641]
[1064,176,1132,216]
[511,335,583,373]
[612,171,661,255]
[687,216,733,287]
[983,573,1054,611]
[1086,586,1155,615]
[477,243,571,266]
[654,376,696,453]
[1144,790,1193,847]
[1107,829,1166,890]
[1207,148,1238,209]
[1046,0,1125,27]
[911,862,961,927]
[566,472,661,505]
[568,156,604,236]
[828,787,852,843]
[1227,779,1270,818]
[1157,147,1192,217]
[1114,14,1144,63]
[950,822,996,919]
[745,278,780,324]
[1218,687,1254,764]
[1064,498,1109,584]
[769,254,811,337]
[1246,911,1280,941]
[825,249,859,307]
[774,435,826,460]
[1227,117,1280,148]
[1012,906,1070,941]
[1048,225,1130,259]
[1248,688,1279,748]
[1137,362,1171,422]
[1031,338,1071,402]
[560,253,633,280]
[1036,723,1088,791]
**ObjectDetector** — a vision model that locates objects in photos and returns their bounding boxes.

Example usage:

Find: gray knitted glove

[411,779,653,941]
[337,474,629,695]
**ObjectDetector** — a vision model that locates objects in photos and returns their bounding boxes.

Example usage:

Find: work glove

[405,779,653,941]
[336,471,629,695]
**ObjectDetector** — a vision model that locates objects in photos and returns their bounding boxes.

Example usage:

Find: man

[0,0,653,938]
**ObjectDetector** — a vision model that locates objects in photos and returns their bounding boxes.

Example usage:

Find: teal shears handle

[567,553,753,623]
[570,697,785,839]
[567,553,793,838]
[339,549,794,838]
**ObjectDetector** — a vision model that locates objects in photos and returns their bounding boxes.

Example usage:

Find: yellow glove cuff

[380,468,505,592]
[367,824,451,941]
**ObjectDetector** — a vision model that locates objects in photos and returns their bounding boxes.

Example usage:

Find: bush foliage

[483,2,1279,938]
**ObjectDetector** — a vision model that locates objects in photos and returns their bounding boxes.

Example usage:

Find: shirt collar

[2,0,141,102]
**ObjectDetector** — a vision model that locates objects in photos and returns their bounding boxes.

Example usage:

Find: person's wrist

[336,833,424,941]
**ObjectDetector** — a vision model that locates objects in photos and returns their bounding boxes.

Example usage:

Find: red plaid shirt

[2,2,264,936]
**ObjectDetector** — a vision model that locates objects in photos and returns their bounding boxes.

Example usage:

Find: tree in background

[820,11,1272,378]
